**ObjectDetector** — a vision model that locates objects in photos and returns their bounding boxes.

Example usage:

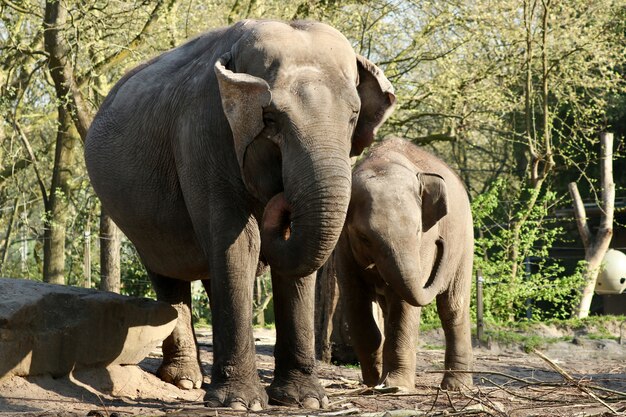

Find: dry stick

[509,401,622,417]
[426,388,441,416]
[328,386,374,397]
[532,349,618,414]
[452,383,495,413]
[445,390,458,412]
[461,388,505,415]
[426,369,552,385]
[586,385,626,399]
[481,377,571,404]
[429,369,626,399]
[526,382,577,403]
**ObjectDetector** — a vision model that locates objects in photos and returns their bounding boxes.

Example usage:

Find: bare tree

[42,0,92,284]
[568,132,615,318]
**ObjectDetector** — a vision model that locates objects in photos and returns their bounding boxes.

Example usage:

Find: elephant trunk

[261,138,351,278]
[380,238,447,307]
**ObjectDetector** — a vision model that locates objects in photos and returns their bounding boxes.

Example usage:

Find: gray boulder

[0,278,177,378]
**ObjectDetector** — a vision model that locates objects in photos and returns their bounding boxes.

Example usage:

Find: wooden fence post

[83,220,91,288]
[476,269,485,346]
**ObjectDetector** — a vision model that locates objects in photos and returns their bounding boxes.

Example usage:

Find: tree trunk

[43,108,78,284]
[99,211,121,293]
[42,0,92,284]
[569,132,615,318]
[254,275,265,326]
[315,259,339,363]
[315,256,363,364]
[0,198,19,274]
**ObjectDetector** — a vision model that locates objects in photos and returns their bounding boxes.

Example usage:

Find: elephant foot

[441,371,472,391]
[204,380,268,410]
[157,358,203,390]
[268,370,329,409]
[361,363,382,387]
[379,372,415,393]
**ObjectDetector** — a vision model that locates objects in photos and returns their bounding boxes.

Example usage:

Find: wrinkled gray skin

[333,137,473,392]
[84,20,395,410]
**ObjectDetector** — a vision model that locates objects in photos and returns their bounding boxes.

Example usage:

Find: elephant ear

[418,173,448,232]
[215,52,272,170]
[352,55,396,157]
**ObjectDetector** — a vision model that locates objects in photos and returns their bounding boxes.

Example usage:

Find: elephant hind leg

[335,253,383,387]
[149,271,203,390]
[435,268,473,390]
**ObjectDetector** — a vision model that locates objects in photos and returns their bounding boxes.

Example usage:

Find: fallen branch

[532,349,618,414]
[425,369,555,385]
[481,377,569,403]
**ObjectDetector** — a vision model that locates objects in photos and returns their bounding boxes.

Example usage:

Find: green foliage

[119,241,154,299]
[472,179,586,322]
[483,328,570,353]
[419,302,441,331]
[478,315,624,350]
[0,0,624,327]
[191,281,211,325]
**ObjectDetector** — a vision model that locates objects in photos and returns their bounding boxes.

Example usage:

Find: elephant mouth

[263,192,292,242]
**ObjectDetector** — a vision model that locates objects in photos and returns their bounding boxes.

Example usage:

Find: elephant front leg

[268,271,328,409]
[381,289,420,392]
[204,231,267,410]
[149,272,203,390]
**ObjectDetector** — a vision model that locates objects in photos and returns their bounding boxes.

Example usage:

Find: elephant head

[348,165,449,306]
[214,21,395,277]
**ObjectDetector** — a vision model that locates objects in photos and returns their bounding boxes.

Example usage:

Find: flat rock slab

[0,278,177,378]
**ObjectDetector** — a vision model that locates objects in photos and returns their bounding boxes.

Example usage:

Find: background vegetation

[1,0,625,324]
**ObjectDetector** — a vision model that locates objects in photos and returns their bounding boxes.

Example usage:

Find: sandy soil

[1,325,624,417]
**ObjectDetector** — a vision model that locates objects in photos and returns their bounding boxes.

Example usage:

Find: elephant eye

[349,110,359,125]
[263,112,278,129]
[357,231,371,246]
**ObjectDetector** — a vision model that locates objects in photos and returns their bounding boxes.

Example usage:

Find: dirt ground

[1,323,625,417]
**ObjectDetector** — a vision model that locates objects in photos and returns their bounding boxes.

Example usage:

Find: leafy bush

[472,179,585,322]
[119,241,154,299]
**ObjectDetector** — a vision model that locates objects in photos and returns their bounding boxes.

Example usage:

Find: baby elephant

[333,137,473,391]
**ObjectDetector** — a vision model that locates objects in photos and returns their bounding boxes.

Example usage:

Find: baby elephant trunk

[381,238,447,307]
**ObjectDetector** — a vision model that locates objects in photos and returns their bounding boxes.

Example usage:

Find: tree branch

[77,0,179,87]
[410,132,457,145]
[44,0,92,139]
[598,132,615,233]
[568,182,591,252]
[14,121,49,208]
[0,158,31,186]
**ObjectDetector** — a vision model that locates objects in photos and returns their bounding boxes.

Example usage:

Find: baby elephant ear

[215,52,272,170]
[352,55,396,156]
[418,173,448,231]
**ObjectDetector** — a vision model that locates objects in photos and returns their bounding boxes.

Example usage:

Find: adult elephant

[84,20,395,410]
[331,137,473,392]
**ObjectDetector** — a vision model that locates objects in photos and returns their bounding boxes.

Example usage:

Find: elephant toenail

[321,396,330,408]
[302,397,321,409]
[229,400,247,410]
[177,379,194,390]
[250,400,263,411]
